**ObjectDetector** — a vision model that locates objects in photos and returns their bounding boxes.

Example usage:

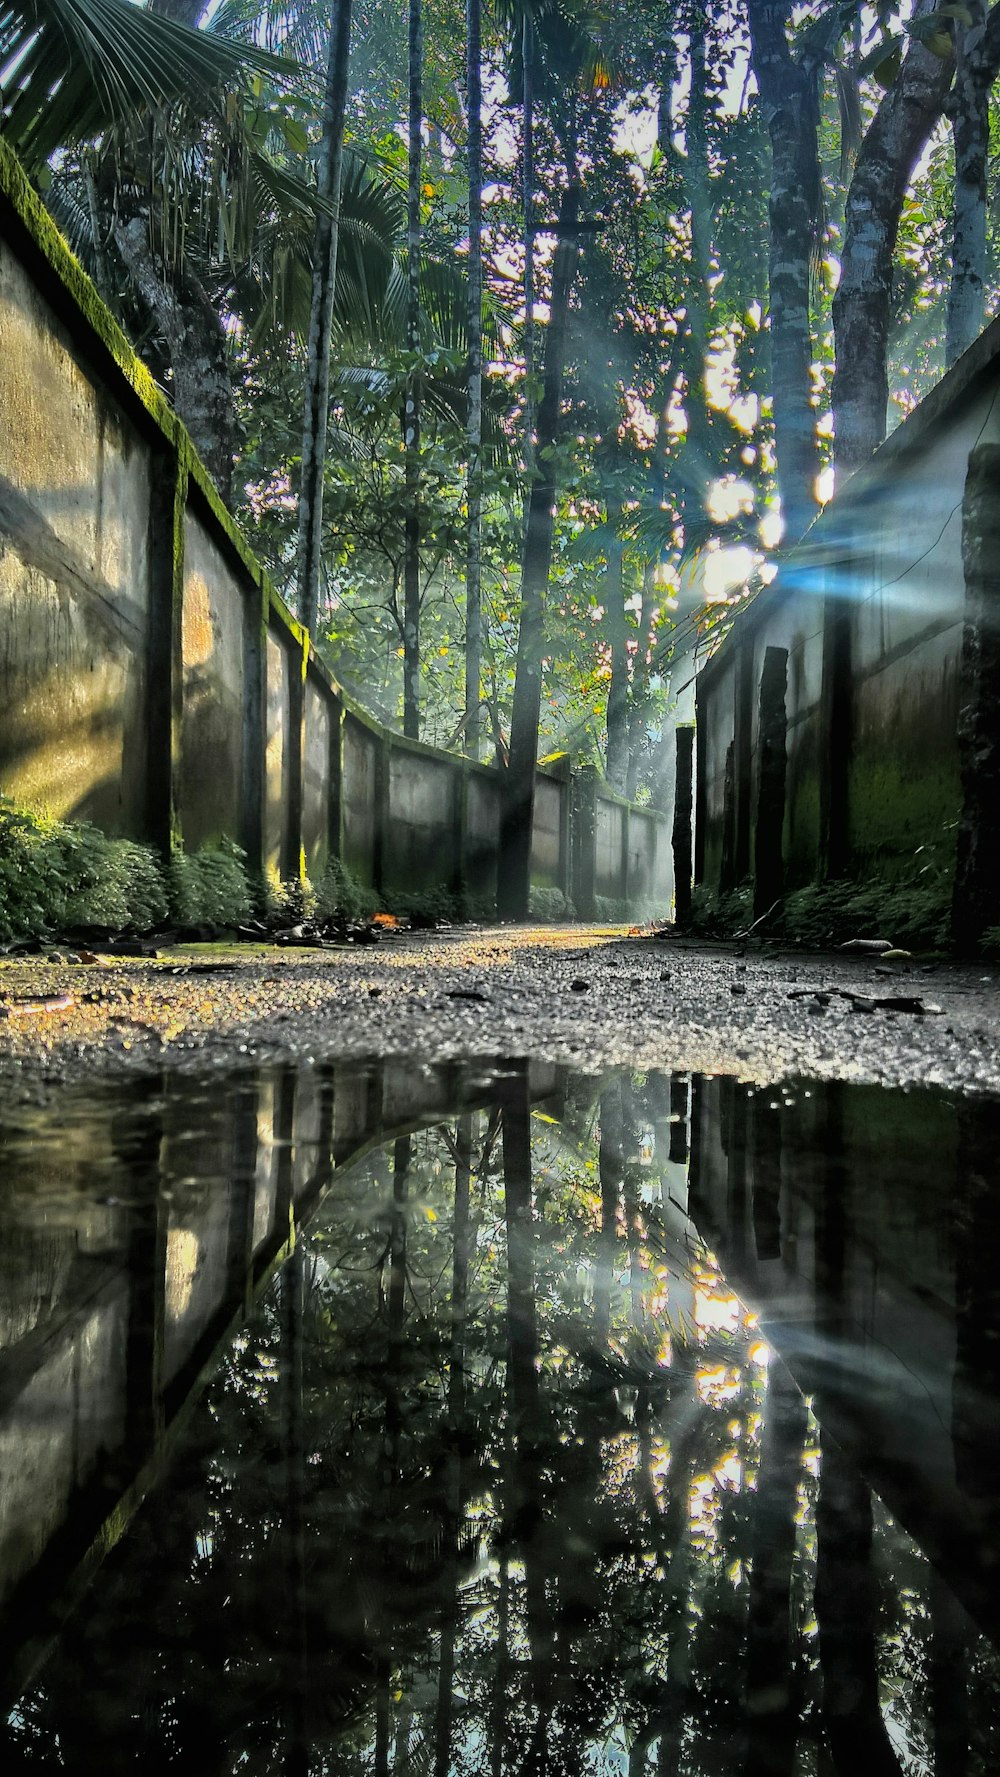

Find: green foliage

[687,873,951,952]
[0,797,169,940]
[168,840,254,929]
[527,886,577,922]
[686,882,754,938]
[314,858,381,922]
[782,877,950,952]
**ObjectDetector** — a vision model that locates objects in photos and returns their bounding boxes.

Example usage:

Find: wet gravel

[1,924,999,1099]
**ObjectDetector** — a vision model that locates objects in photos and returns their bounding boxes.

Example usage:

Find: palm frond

[0,0,299,173]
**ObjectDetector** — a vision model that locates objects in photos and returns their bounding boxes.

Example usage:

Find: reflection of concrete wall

[0,1056,570,1666]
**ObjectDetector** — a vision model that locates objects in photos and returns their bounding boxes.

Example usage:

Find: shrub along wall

[0,139,672,928]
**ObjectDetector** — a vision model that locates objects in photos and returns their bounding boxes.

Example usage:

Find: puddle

[0,1059,998,1771]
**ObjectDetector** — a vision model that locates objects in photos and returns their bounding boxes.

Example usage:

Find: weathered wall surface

[696,334,1000,904]
[0,139,671,917]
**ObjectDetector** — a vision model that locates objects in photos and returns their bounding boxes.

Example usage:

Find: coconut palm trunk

[295,0,355,638]
[465,0,484,758]
[402,0,424,739]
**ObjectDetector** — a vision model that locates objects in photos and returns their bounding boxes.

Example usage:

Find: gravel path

[1,924,998,1098]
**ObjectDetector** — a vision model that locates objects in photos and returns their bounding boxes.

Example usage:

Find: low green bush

[686,873,950,951]
[0,796,169,939]
[527,886,577,921]
[169,839,253,929]
[314,858,381,923]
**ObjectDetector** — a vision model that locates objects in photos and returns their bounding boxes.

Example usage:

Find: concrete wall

[695,335,1000,904]
[0,138,671,919]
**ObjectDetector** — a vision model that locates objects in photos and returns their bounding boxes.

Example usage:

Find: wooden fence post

[953,443,1000,951]
[672,724,695,925]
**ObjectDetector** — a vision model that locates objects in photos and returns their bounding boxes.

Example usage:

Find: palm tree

[0,0,295,175]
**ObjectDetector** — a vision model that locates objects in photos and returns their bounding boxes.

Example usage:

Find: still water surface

[0,1058,997,1773]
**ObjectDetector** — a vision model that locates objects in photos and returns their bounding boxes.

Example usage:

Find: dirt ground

[2,924,999,1100]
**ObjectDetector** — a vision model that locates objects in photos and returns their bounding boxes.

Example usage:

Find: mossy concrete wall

[0,137,670,914]
[696,329,1000,905]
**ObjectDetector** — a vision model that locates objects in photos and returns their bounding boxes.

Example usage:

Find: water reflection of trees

[5,1069,1000,1774]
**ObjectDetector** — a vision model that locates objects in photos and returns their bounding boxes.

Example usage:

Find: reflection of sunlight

[693,1282,741,1337]
[165,1228,200,1320]
[696,1363,743,1407]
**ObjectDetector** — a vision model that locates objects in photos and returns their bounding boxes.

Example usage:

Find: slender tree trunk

[814,1434,904,1777]
[605,508,629,792]
[434,1116,473,1777]
[498,183,582,919]
[464,0,484,758]
[596,1083,623,1345]
[681,8,714,535]
[522,13,536,465]
[295,0,354,637]
[745,0,821,542]
[744,1361,806,1777]
[114,219,238,500]
[946,4,1000,366]
[625,569,655,800]
[403,0,424,738]
[832,31,953,479]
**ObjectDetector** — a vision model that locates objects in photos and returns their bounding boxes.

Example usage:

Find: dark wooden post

[820,583,853,881]
[953,443,1000,952]
[145,454,187,854]
[753,646,788,919]
[734,644,755,882]
[672,724,695,925]
[719,740,737,892]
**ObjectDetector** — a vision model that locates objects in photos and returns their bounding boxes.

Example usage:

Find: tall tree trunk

[498,183,582,919]
[522,13,537,465]
[832,30,953,479]
[114,219,237,501]
[433,1116,473,1777]
[680,6,714,535]
[403,0,424,738]
[745,0,822,543]
[744,1360,806,1777]
[814,1434,904,1777]
[464,0,484,758]
[605,508,629,792]
[946,4,1000,366]
[295,0,354,637]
